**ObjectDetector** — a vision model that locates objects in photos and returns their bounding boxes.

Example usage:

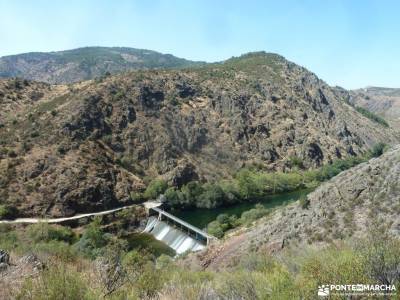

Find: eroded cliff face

[350,87,400,129]
[0,52,398,217]
[194,145,400,270]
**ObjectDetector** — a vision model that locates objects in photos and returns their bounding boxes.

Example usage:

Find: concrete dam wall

[143,216,206,254]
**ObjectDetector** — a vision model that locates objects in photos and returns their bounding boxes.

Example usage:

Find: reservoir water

[171,189,311,229]
[138,189,311,256]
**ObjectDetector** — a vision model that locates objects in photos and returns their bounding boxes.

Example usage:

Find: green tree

[75,217,107,258]
[143,179,168,199]
[164,187,181,206]
[236,169,264,200]
[198,183,225,208]
[219,181,240,204]
[240,204,268,224]
[369,142,387,158]
[0,205,18,219]
[180,181,204,208]
[207,221,224,238]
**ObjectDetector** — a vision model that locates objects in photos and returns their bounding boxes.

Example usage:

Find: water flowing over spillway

[144,216,206,254]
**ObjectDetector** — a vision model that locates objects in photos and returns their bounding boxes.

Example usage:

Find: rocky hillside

[351,87,400,128]
[0,47,203,84]
[197,145,400,269]
[0,52,398,218]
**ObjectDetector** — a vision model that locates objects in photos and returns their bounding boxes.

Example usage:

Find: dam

[143,204,215,254]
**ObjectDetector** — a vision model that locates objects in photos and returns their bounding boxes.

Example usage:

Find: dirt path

[0,204,137,224]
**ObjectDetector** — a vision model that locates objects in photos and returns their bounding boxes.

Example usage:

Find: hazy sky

[0,0,398,89]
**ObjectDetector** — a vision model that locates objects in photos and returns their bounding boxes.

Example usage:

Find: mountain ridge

[0,51,398,218]
[350,87,400,129]
[0,46,205,84]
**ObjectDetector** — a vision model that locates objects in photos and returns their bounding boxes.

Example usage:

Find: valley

[1,0,400,298]
[1,52,397,220]
[0,48,399,299]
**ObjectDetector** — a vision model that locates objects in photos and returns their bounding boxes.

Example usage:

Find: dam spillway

[143,216,206,254]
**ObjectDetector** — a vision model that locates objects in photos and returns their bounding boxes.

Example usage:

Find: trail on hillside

[0,204,137,224]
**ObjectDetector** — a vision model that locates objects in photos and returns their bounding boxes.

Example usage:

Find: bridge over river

[0,199,216,255]
[149,206,215,245]
[142,201,216,254]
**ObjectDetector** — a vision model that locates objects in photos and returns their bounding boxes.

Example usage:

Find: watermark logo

[317,285,330,297]
[317,284,397,297]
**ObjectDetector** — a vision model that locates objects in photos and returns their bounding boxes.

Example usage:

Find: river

[170,189,312,229]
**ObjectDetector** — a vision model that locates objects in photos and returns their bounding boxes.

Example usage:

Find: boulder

[0,250,10,264]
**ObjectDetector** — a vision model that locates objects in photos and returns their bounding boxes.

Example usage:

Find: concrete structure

[149,207,215,245]
[142,200,163,212]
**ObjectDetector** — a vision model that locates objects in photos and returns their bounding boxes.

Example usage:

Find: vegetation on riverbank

[0,144,398,299]
[160,144,386,210]
[1,221,399,299]
[207,204,270,238]
[205,143,388,238]
[176,141,384,238]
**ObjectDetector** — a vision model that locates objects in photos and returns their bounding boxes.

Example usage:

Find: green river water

[129,189,312,256]
[170,188,312,230]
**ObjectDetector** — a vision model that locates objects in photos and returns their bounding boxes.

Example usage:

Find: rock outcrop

[0,250,10,272]
[196,145,400,269]
[0,52,398,217]
[350,87,400,129]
